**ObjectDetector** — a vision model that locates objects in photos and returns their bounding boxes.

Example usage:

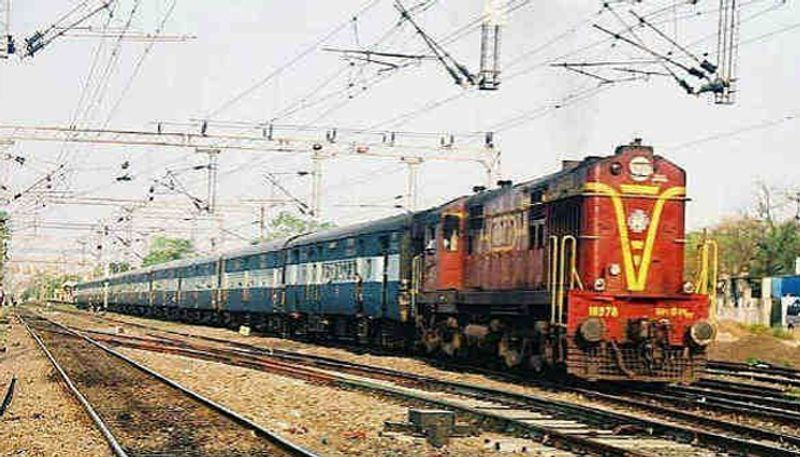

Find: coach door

[213,257,223,312]
[437,213,465,290]
[379,235,390,317]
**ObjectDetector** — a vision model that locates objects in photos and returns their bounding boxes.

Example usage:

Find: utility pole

[77,239,87,268]
[401,156,423,211]
[0,213,7,302]
[715,0,739,104]
[258,205,266,242]
[478,0,503,90]
[310,149,325,220]
[124,208,133,268]
[197,148,220,214]
[0,0,12,59]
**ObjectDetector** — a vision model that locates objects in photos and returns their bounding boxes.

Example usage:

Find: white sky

[0,0,798,279]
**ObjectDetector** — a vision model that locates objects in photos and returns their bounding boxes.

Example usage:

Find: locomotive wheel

[498,337,523,368]
[421,329,440,353]
[441,330,462,357]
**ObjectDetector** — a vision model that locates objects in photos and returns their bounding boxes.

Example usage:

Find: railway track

[706,360,800,388]
[639,383,800,423]
[70,308,800,425]
[18,313,318,457]
[47,308,800,457]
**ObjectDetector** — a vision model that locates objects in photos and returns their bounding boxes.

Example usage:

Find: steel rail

[19,317,130,457]
[695,378,789,396]
[705,367,800,388]
[709,360,800,379]
[68,317,796,457]
[569,386,800,450]
[667,384,800,412]
[632,388,800,424]
[0,376,16,417]
[37,315,320,457]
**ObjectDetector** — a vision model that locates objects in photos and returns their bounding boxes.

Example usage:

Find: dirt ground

[709,319,800,368]
[0,309,111,457]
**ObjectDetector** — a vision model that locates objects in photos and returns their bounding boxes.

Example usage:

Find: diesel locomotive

[75,140,716,382]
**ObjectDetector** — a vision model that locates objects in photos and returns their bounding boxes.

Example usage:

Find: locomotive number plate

[588,305,619,318]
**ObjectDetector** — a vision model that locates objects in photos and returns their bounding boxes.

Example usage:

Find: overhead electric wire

[279,0,532,127]
[367,0,704,130]
[487,6,796,135]
[371,0,781,132]
[670,112,800,151]
[102,0,180,127]
[16,0,141,216]
[367,6,602,130]
[206,0,383,119]
[76,0,144,128]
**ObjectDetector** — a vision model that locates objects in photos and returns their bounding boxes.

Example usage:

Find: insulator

[687,67,705,79]
[700,60,718,74]
[677,78,694,94]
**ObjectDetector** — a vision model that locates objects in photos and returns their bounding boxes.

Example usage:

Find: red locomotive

[415,139,715,382]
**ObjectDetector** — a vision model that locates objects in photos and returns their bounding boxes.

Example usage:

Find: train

[75,139,716,382]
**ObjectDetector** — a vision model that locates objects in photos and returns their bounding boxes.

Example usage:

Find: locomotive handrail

[549,236,559,324]
[558,235,579,325]
[549,235,581,326]
[411,254,422,309]
[694,239,719,320]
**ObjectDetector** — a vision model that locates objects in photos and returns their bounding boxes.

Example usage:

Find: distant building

[715,274,769,326]
[764,275,800,328]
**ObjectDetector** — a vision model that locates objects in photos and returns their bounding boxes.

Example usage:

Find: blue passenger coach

[75,212,414,345]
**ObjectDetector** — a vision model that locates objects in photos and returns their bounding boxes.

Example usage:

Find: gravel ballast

[0,312,112,457]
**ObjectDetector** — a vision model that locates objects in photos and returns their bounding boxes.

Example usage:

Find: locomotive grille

[566,345,706,382]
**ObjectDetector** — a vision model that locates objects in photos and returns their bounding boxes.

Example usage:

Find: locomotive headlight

[683,281,695,294]
[593,278,606,291]
[580,317,605,343]
[608,263,621,276]
[629,156,654,182]
[689,320,717,347]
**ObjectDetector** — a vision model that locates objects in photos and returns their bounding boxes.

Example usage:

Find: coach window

[442,215,461,252]
[345,238,357,256]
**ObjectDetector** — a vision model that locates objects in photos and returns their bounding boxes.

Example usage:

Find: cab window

[442,215,461,252]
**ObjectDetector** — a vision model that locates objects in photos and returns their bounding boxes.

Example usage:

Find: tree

[142,237,195,267]
[109,262,131,274]
[260,211,335,242]
[685,183,800,279]
[21,273,80,302]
